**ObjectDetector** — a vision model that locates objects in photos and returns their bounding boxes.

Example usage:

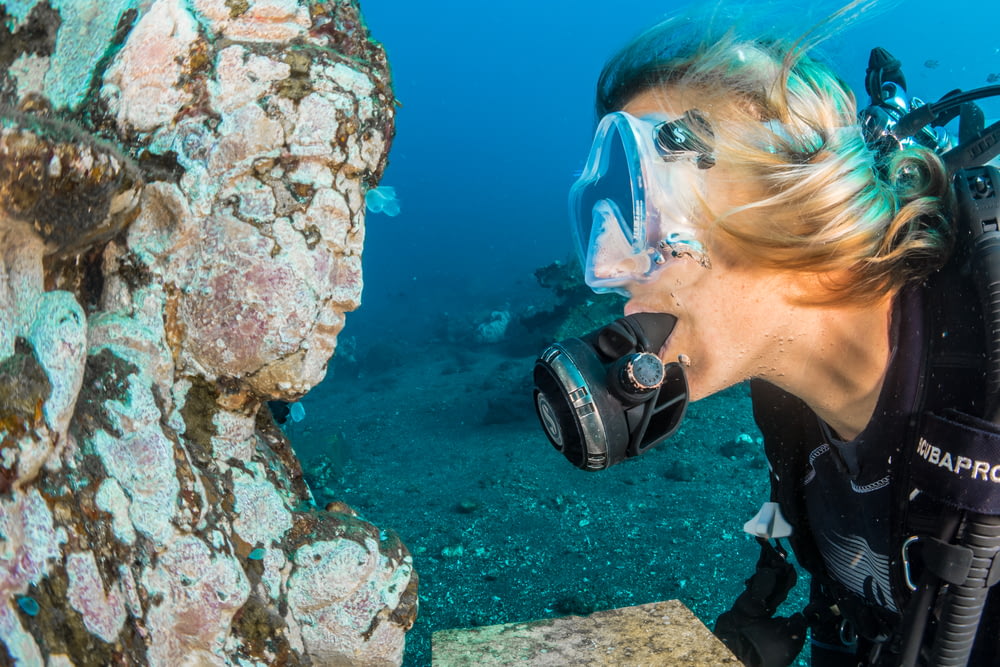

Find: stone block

[431,600,739,666]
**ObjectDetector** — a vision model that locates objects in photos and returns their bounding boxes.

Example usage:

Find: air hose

[961,168,1000,400]
[928,515,1000,665]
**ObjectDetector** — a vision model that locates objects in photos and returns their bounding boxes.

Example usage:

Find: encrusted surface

[0,0,411,665]
[0,107,142,258]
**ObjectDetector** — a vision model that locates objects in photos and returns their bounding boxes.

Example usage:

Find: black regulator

[533,312,687,471]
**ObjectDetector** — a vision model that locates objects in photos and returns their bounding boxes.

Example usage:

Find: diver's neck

[766,294,896,442]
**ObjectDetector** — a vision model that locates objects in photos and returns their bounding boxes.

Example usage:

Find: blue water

[298,1,1000,664]
[355,0,1000,337]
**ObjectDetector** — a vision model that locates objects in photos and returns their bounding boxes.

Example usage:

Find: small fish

[289,402,305,423]
[17,596,39,616]
[248,548,266,561]
[923,59,939,69]
[988,73,1000,84]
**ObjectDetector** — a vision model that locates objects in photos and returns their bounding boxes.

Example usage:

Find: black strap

[912,409,1000,514]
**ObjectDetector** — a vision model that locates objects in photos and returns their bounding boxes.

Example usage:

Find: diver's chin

[623,303,656,318]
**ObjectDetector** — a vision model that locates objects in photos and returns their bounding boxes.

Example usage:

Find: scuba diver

[532,3,1000,665]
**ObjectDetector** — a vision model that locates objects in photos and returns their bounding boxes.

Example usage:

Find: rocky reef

[0,1,416,665]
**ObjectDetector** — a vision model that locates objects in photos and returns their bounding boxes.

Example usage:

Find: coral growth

[0,0,415,664]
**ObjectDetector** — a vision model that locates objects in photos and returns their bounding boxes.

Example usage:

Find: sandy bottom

[290,338,809,666]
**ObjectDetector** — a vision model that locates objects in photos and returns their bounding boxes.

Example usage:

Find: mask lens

[570,114,649,294]
[570,112,712,294]
[587,200,652,287]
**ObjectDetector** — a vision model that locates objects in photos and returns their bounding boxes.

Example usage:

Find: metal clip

[902,535,920,591]
[839,618,858,648]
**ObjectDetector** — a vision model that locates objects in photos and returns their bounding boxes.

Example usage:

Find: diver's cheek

[623,290,682,318]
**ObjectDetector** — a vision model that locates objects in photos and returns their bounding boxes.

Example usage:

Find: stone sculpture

[0,1,416,664]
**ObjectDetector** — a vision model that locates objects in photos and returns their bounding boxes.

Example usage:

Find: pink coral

[65,551,127,642]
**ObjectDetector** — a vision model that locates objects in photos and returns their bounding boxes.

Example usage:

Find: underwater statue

[0,1,416,665]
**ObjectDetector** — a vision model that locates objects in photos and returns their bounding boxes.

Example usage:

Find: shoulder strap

[908,264,1000,515]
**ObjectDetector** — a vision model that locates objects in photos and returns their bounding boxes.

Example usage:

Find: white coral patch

[287,539,375,612]
[119,564,143,618]
[91,422,180,546]
[128,183,208,290]
[219,175,278,225]
[211,45,290,115]
[287,93,350,157]
[285,536,409,664]
[29,291,88,441]
[260,547,287,601]
[311,61,375,102]
[192,0,310,42]
[381,556,414,611]
[142,535,250,666]
[211,409,258,462]
[0,604,42,666]
[292,187,354,254]
[0,489,62,589]
[208,104,285,180]
[288,160,333,189]
[95,478,136,545]
[41,0,136,111]
[100,0,199,132]
[7,53,49,100]
[327,254,363,307]
[360,134,388,174]
[231,464,294,547]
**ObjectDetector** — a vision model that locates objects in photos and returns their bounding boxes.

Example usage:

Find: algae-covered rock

[524,258,626,341]
[0,1,415,664]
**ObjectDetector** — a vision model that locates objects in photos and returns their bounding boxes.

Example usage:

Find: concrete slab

[431,599,739,666]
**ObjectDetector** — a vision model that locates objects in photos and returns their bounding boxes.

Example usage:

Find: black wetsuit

[748,274,1000,666]
[801,286,923,619]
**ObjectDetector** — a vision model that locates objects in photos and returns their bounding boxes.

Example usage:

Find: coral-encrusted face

[106,2,391,399]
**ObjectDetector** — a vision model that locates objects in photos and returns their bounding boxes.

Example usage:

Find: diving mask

[570,110,715,295]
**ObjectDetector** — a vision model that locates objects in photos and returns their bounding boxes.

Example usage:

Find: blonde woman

[561,4,1000,665]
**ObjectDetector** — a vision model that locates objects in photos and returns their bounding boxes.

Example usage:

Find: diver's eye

[654,109,716,169]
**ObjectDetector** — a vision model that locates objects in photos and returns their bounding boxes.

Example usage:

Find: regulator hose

[961,167,1000,403]
[928,515,1000,665]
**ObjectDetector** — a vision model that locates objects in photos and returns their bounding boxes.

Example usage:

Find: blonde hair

[597,4,954,304]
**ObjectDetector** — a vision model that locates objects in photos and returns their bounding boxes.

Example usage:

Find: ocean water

[352,0,1000,338]
[290,1,1000,665]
